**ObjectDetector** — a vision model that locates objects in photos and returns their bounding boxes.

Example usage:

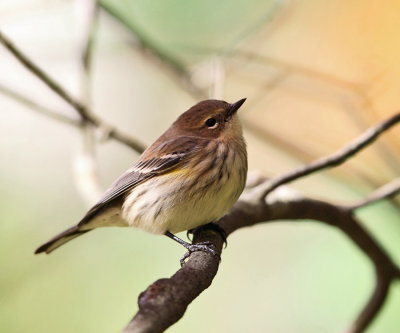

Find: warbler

[35,99,247,260]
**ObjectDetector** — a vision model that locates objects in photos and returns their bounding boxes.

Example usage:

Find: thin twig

[0,84,81,127]
[0,30,146,153]
[257,111,400,197]
[0,83,146,151]
[233,50,361,91]
[99,3,189,77]
[351,178,400,210]
[98,5,209,100]
[0,31,92,121]
[227,49,400,184]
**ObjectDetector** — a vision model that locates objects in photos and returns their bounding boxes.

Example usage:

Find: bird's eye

[205,117,217,128]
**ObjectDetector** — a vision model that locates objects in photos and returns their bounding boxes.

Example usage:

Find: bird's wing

[78,136,203,226]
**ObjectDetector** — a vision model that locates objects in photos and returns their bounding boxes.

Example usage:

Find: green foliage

[99,0,282,65]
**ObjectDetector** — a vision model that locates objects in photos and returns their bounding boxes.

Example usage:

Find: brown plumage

[36,99,247,254]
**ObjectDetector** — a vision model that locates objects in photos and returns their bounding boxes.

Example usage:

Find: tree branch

[0,83,81,127]
[0,31,92,121]
[257,111,400,197]
[0,30,146,153]
[351,178,400,210]
[122,229,222,333]
[346,269,391,333]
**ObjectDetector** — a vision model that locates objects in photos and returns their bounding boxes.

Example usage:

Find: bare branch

[0,30,91,120]
[0,83,81,127]
[122,229,223,333]
[0,30,146,153]
[105,128,146,153]
[98,5,210,101]
[99,4,186,77]
[346,270,391,333]
[257,111,400,197]
[351,178,400,210]
[233,50,361,92]
[0,83,145,152]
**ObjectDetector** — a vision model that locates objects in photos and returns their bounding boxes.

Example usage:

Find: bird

[35,99,247,263]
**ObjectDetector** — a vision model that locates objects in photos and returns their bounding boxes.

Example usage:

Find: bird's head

[173,98,246,140]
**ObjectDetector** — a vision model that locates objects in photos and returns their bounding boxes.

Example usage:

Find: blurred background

[1,0,399,332]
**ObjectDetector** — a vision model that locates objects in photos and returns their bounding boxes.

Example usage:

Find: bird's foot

[165,230,221,266]
[180,241,220,267]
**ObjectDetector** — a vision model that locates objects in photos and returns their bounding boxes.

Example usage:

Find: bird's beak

[227,98,246,117]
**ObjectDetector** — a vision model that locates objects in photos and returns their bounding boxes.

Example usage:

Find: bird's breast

[121,140,247,234]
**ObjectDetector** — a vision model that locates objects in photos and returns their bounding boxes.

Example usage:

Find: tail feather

[35,226,89,254]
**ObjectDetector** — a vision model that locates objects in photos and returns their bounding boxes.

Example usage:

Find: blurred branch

[234,50,361,91]
[0,83,81,127]
[0,30,92,121]
[225,50,400,182]
[179,46,362,95]
[99,2,186,76]
[257,111,400,197]
[0,30,146,153]
[208,57,225,99]
[346,270,391,333]
[80,0,98,77]
[134,43,206,100]
[123,113,400,333]
[84,12,399,191]
[0,81,144,151]
[98,4,209,100]
[351,178,400,210]
[73,0,104,205]
[99,3,206,99]
[343,93,400,177]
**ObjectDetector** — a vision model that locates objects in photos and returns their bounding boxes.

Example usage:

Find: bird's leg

[165,231,220,266]
[187,222,228,247]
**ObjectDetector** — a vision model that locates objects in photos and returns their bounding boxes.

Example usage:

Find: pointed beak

[227,98,246,117]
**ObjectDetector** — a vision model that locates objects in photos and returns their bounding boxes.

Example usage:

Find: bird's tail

[35,226,90,254]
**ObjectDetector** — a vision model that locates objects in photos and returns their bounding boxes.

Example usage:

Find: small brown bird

[36,99,247,261]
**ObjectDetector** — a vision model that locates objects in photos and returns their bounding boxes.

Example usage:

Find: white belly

[121,150,246,234]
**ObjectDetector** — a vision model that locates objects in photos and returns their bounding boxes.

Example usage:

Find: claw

[186,229,194,241]
[165,231,221,266]
[180,241,221,266]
